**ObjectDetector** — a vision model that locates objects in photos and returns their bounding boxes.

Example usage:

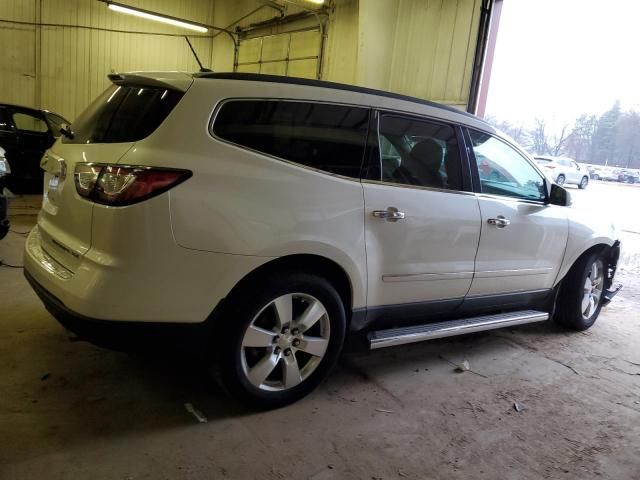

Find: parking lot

[1,182,639,480]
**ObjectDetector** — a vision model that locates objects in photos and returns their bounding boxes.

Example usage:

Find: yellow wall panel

[260,61,286,76]
[288,59,317,79]
[1,0,215,120]
[261,35,289,62]
[238,38,262,64]
[0,0,483,120]
[289,30,319,59]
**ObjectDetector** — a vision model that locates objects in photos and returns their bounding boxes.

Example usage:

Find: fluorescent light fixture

[107,3,208,33]
[306,0,325,4]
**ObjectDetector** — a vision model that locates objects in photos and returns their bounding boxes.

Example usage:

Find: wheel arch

[220,253,358,326]
[554,241,618,289]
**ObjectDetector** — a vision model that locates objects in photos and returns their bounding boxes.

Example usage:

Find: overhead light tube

[106,2,208,33]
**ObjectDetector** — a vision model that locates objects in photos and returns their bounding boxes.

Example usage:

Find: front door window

[469,130,546,202]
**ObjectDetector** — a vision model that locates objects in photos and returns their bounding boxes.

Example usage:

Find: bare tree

[530,118,548,155]
[549,124,569,156]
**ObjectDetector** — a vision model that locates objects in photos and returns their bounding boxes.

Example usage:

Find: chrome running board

[368,310,549,349]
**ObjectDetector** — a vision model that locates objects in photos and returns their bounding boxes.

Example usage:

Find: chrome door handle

[487,215,510,228]
[372,207,405,222]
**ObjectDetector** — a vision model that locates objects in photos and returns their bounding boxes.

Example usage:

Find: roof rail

[194,72,480,120]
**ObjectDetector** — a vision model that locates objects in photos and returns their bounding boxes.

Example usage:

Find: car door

[570,160,583,183]
[362,112,481,326]
[0,107,20,180]
[8,108,55,191]
[464,128,568,299]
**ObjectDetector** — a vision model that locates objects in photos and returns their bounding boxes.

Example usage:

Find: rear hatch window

[64,85,183,144]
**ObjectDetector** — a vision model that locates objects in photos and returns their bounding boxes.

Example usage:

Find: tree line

[487,101,640,169]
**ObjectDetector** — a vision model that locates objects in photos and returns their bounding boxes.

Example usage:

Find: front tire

[554,252,606,331]
[213,272,346,409]
[578,176,589,189]
[556,174,566,186]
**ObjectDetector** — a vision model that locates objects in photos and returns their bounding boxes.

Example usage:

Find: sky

[485,0,640,127]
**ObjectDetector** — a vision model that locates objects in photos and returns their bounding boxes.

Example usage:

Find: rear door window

[376,114,464,191]
[212,100,369,179]
[12,112,49,133]
[65,85,183,144]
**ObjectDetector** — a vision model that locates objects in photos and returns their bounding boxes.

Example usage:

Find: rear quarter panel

[120,80,368,308]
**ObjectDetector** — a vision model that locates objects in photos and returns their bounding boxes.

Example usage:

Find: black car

[618,169,640,184]
[0,147,10,239]
[0,104,69,193]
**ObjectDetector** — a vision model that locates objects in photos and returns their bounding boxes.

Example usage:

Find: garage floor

[1,184,639,480]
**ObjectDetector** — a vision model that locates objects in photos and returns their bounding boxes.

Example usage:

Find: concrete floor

[1,183,639,480]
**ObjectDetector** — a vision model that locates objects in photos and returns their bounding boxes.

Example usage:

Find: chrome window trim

[208,97,371,183]
[361,179,476,197]
[473,192,548,206]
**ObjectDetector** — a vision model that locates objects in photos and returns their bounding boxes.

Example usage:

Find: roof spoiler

[108,72,193,92]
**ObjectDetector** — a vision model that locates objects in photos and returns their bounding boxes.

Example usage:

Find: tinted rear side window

[212,100,369,179]
[65,85,183,144]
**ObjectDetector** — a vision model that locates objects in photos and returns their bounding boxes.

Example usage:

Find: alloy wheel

[582,260,604,320]
[240,293,330,391]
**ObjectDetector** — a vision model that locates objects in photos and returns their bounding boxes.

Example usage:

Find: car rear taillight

[74,164,191,206]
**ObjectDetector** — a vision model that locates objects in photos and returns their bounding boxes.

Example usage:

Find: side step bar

[368,310,549,349]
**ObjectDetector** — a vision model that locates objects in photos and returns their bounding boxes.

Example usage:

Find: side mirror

[547,181,572,206]
[59,123,74,140]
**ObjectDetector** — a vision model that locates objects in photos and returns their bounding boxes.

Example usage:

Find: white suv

[24,72,622,408]
[534,155,590,189]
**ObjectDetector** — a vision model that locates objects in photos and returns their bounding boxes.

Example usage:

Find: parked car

[601,167,623,182]
[24,72,622,408]
[0,104,70,193]
[533,156,590,189]
[0,146,9,239]
[618,169,640,184]
[588,166,605,180]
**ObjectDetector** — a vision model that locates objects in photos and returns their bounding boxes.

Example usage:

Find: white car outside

[534,156,590,189]
[24,72,622,408]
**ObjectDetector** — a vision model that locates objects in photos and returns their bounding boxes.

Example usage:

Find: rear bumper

[24,219,269,323]
[24,269,210,351]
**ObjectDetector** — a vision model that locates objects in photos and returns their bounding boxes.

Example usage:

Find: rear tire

[212,271,346,409]
[554,252,606,331]
[556,174,566,186]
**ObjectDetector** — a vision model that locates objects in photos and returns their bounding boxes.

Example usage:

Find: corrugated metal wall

[0,0,483,120]
[324,0,481,109]
[0,0,215,121]
[322,0,359,84]
[387,0,481,108]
